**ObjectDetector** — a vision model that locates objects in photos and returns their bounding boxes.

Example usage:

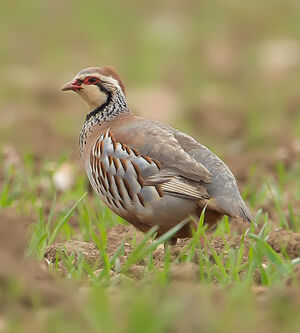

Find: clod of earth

[43,225,300,283]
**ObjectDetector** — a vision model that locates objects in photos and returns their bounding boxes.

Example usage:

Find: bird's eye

[84,77,98,84]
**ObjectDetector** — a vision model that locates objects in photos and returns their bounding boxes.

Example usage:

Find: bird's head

[62,66,126,111]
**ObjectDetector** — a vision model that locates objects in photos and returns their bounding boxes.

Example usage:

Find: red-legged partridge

[62,66,252,243]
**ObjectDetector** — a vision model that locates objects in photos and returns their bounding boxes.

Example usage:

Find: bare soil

[0,209,71,314]
[44,223,300,283]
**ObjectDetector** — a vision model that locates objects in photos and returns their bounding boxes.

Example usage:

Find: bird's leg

[164,237,177,253]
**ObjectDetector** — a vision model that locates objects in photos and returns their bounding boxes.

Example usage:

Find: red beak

[61,80,83,91]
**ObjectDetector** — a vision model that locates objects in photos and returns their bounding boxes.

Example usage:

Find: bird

[62,66,252,244]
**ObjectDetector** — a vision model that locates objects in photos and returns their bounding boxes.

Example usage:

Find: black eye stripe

[88,77,97,83]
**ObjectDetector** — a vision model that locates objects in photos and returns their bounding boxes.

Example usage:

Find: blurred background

[1,0,300,179]
[1,2,300,331]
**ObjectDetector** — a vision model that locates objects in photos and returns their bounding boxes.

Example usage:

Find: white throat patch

[77,85,108,111]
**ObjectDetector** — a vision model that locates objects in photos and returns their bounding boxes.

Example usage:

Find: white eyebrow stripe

[75,73,122,92]
[76,73,101,81]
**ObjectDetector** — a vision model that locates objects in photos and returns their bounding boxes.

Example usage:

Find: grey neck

[79,89,130,155]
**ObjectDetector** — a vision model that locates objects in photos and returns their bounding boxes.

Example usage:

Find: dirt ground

[0,209,71,314]
[44,222,300,283]
[1,207,300,318]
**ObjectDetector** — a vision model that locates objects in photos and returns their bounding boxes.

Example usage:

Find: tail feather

[210,197,253,223]
[226,199,253,223]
